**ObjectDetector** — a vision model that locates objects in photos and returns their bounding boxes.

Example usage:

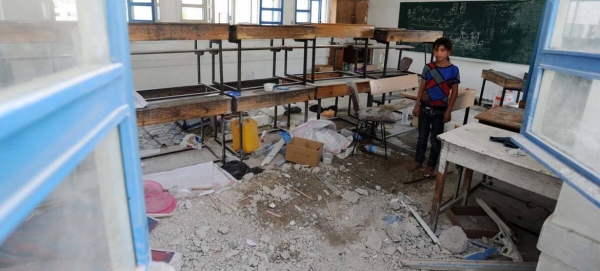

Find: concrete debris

[432,244,441,254]
[269,203,276,209]
[385,222,403,242]
[404,221,421,237]
[213,247,222,253]
[375,185,382,191]
[248,256,259,267]
[341,191,360,204]
[184,200,192,210]
[195,226,210,239]
[226,249,240,258]
[311,167,321,174]
[252,194,262,201]
[280,250,291,260]
[365,231,382,251]
[348,242,366,251]
[438,226,469,254]
[201,244,210,253]
[283,173,291,178]
[281,163,292,172]
[397,246,405,255]
[389,201,402,211]
[218,226,230,235]
[257,263,267,271]
[246,239,258,247]
[243,173,255,181]
[339,165,346,171]
[383,246,397,255]
[294,164,301,170]
[290,221,296,226]
[260,234,271,244]
[280,194,291,201]
[270,186,286,199]
[354,188,368,196]
[390,198,400,203]
[317,195,323,201]
[481,236,490,245]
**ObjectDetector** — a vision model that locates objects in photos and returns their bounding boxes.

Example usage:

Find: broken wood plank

[402,201,439,244]
[266,210,282,218]
[475,106,524,132]
[234,85,315,112]
[293,188,314,200]
[229,25,316,40]
[136,94,231,127]
[209,195,221,213]
[481,69,525,90]
[373,28,443,43]
[401,258,537,270]
[310,23,374,38]
[129,22,230,41]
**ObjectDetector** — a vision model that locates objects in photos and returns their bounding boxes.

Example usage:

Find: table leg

[499,87,507,106]
[334,97,339,117]
[462,107,470,125]
[287,103,291,128]
[516,90,521,103]
[461,168,474,206]
[431,158,449,231]
[304,101,308,122]
[317,99,322,119]
[478,79,487,106]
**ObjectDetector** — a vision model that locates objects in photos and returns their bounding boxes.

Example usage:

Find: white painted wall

[368,0,531,102]
[131,0,331,90]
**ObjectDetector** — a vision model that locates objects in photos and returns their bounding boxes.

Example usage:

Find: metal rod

[218,41,225,93]
[400,258,537,270]
[311,39,316,83]
[283,39,288,75]
[271,39,277,77]
[237,41,242,91]
[478,79,487,106]
[210,41,215,84]
[195,40,201,84]
[303,40,308,85]
[363,38,368,79]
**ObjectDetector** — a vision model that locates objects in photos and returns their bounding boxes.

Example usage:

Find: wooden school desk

[478,69,525,106]
[430,123,562,230]
[475,106,524,133]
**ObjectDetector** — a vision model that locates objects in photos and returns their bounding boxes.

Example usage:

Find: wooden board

[369,74,419,95]
[374,28,443,43]
[400,87,476,111]
[0,21,76,43]
[229,25,316,40]
[475,106,524,132]
[137,94,231,126]
[129,23,230,41]
[234,85,316,112]
[481,69,525,90]
[310,23,374,38]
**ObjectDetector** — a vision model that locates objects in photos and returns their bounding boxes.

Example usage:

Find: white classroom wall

[130,0,331,90]
[368,0,531,101]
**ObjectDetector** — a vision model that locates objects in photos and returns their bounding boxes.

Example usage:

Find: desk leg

[334,97,339,117]
[431,157,449,231]
[287,103,291,128]
[304,101,309,122]
[317,99,322,119]
[516,90,521,103]
[478,79,487,106]
[500,87,507,106]
[463,107,470,125]
[461,168,474,206]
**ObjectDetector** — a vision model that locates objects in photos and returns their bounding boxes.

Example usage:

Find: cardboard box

[315,64,334,72]
[285,137,323,167]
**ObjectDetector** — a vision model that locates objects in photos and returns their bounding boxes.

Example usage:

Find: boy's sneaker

[423,165,435,177]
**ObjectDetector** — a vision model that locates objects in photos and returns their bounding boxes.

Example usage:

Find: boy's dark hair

[433,37,453,52]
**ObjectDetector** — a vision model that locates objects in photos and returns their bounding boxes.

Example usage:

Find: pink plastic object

[144,180,177,214]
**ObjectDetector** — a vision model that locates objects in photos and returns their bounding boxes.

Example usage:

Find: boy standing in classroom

[407,37,460,177]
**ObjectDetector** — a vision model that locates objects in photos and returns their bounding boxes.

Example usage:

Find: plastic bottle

[379,52,385,70]
[364,145,391,156]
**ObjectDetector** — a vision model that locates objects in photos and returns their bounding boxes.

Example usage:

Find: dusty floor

[141,100,554,270]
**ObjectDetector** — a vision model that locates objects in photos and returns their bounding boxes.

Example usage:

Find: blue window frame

[0,0,149,268]
[513,0,600,206]
[127,0,157,22]
[295,0,323,24]
[259,0,284,25]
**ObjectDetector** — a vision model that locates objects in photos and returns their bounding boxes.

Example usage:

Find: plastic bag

[290,120,352,154]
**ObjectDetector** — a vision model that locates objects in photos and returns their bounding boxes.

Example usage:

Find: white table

[430,123,562,229]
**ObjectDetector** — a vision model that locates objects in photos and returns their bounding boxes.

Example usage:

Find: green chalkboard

[398,1,544,64]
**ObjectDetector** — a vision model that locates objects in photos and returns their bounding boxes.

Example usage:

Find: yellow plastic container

[231,118,260,153]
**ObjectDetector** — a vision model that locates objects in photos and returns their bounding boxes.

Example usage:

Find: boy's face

[434,45,451,61]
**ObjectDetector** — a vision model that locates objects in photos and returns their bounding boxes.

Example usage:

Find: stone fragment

[375,186,382,191]
[397,246,405,255]
[270,186,285,198]
[404,222,421,237]
[290,221,296,226]
[218,226,229,235]
[269,203,276,209]
[226,250,240,258]
[252,194,262,201]
[280,250,290,260]
[195,226,210,239]
[312,167,321,174]
[354,188,368,196]
[317,195,323,201]
[389,201,402,211]
[438,226,469,254]
[248,256,259,267]
[383,246,397,255]
[341,191,360,204]
[385,222,403,242]
[258,263,267,271]
[260,234,271,244]
[280,194,291,201]
[243,173,255,181]
[365,231,382,251]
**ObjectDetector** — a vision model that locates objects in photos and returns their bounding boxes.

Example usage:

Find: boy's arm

[412,78,427,117]
[444,84,459,123]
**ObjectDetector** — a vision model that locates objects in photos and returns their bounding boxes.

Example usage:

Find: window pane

[182,0,203,5]
[132,5,153,20]
[0,128,135,271]
[1,0,110,90]
[182,6,205,21]
[311,1,319,23]
[236,0,259,24]
[261,10,281,22]
[296,12,309,23]
[297,0,310,9]
[531,70,600,176]
[262,0,281,8]
[550,0,600,53]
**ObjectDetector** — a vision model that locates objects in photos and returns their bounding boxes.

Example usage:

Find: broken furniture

[478,69,526,106]
[430,123,562,230]
[475,106,524,133]
[399,87,477,125]
[130,22,232,162]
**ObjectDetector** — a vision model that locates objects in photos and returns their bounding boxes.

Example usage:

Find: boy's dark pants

[415,107,445,167]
